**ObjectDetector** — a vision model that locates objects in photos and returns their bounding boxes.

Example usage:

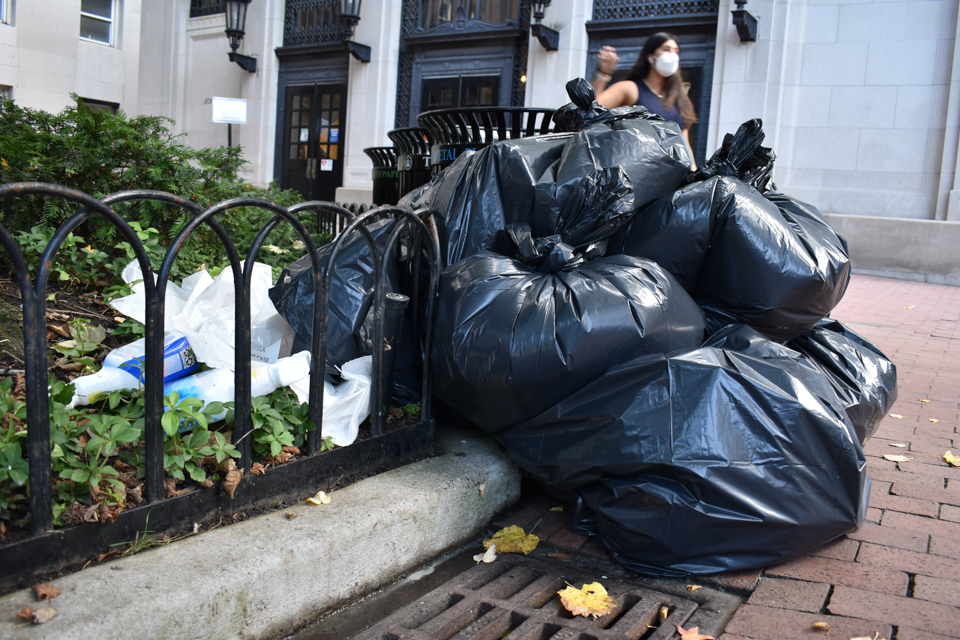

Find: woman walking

[591,33,698,169]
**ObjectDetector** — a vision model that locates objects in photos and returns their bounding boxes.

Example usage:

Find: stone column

[337,0,404,204]
[524,0,593,110]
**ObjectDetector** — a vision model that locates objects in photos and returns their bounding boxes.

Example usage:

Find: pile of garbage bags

[269,79,897,575]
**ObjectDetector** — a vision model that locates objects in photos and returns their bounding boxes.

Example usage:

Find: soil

[0,274,126,377]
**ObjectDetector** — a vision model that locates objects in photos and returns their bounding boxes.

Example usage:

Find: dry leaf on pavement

[919,398,930,403]
[686,585,701,592]
[883,454,911,463]
[557,582,616,619]
[478,484,485,496]
[889,444,907,448]
[306,490,331,505]
[675,625,716,640]
[659,605,669,622]
[813,621,830,634]
[889,414,903,419]
[904,305,915,310]
[16,607,57,624]
[473,544,497,564]
[482,525,539,555]
[929,418,941,423]
[550,506,564,512]
[31,584,61,600]
[944,451,960,467]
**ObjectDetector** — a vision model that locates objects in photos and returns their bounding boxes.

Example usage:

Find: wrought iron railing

[0,183,439,588]
[189,0,224,18]
[284,0,348,47]
[593,0,720,19]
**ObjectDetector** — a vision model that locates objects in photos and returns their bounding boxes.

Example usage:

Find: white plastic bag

[289,355,372,446]
[110,260,294,371]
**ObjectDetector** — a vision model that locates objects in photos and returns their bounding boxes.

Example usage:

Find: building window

[0,85,12,101]
[190,0,224,18]
[80,0,115,45]
[420,0,519,29]
[80,97,119,114]
[0,0,12,25]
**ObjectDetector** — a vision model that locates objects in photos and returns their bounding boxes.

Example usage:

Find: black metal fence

[0,182,439,586]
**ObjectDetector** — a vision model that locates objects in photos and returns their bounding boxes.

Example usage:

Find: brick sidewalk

[493,275,960,640]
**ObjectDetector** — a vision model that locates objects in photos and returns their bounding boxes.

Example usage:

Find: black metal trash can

[387,127,434,198]
[416,107,556,174]
[363,147,399,206]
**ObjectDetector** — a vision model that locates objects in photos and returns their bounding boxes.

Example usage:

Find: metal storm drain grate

[350,556,701,640]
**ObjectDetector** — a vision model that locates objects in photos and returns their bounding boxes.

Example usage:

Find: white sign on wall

[212,97,247,124]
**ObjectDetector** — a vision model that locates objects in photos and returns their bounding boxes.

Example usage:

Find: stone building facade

[2,0,958,282]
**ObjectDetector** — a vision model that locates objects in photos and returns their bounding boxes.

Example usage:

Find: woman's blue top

[634,80,685,129]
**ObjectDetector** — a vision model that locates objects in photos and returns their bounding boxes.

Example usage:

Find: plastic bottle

[163,351,312,424]
[103,332,199,383]
[65,332,200,409]
[66,367,142,409]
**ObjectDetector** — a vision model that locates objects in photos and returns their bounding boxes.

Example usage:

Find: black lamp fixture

[530,0,559,51]
[338,0,371,63]
[225,0,257,72]
[732,0,758,42]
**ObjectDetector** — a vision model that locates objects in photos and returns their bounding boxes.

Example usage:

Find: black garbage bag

[400,80,691,268]
[789,319,898,444]
[268,219,421,402]
[432,238,705,431]
[500,324,869,576]
[687,118,775,192]
[611,122,850,341]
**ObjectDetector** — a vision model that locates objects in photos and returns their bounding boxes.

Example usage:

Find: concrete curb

[0,426,521,640]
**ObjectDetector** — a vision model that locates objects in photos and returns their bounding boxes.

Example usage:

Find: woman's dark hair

[625,32,698,127]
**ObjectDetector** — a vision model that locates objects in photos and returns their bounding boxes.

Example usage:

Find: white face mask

[649,51,680,77]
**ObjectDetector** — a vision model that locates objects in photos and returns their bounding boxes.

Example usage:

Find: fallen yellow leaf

[558,582,616,619]
[889,443,907,448]
[919,398,930,403]
[473,544,497,564]
[812,621,830,634]
[889,414,903,419]
[306,490,331,505]
[904,305,915,310]
[659,605,669,622]
[686,585,702,592]
[676,625,716,640]
[944,451,960,467]
[478,483,485,496]
[550,506,564,512]
[482,525,539,555]
[883,454,912,463]
[929,418,941,423]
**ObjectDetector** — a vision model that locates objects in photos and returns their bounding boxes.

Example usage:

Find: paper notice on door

[320,159,333,172]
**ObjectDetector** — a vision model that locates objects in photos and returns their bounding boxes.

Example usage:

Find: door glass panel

[322,94,330,109]
[293,95,301,109]
[302,95,310,108]
[466,87,478,105]
[333,93,340,109]
[328,145,338,160]
[290,144,298,159]
[480,86,493,105]
[291,112,299,126]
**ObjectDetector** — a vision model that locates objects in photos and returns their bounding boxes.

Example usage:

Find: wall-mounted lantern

[338,0,371,62]
[732,0,758,42]
[225,0,257,72]
[530,0,559,51]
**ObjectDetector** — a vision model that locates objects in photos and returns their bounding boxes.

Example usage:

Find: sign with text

[212,97,247,124]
